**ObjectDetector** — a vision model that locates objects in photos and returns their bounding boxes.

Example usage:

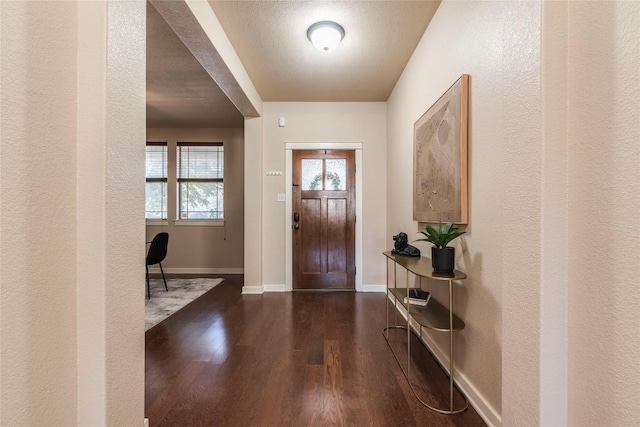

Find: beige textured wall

[77,2,108,422]
[1,3,79,424]
[146,128,244,271]
[389,1,640,425]
[260,102,387,288]
[499,3,544,425]
[540,1,569,424]
[86,2,146,425]
[387,1,544,424]
[243,117,263,288]
[1,1,146,425]
[567,1,640,425]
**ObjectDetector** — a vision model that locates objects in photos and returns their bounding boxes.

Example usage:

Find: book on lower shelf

[403,289,431,306]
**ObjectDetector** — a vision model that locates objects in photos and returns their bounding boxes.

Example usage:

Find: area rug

[145,277,223,331]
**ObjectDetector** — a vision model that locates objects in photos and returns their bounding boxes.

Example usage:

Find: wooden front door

[293,150,355,290]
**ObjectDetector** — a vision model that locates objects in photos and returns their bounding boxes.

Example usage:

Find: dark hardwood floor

[145,275,486,426]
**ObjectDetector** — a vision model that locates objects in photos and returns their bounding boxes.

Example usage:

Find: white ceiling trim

[285,142,363,150]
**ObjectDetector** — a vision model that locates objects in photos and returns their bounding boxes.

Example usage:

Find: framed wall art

[413,74,469,224]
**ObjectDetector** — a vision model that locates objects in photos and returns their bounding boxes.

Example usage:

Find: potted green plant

[415,222,466,274]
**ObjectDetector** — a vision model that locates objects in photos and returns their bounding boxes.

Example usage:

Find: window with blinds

[145,142,167,219]
[177,143,224,220]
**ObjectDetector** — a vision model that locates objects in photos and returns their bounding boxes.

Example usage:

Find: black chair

[146,232,169,299]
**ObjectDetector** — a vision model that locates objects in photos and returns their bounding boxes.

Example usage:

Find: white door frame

[285,142,363,292]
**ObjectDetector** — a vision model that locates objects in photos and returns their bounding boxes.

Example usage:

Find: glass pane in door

[325,159,346,190]
[301,159,323,190]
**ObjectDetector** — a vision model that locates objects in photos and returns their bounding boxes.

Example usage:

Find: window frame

[145,141,168,221]
[176,142,224,222]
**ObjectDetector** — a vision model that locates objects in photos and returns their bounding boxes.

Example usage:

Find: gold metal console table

[383,251,469,415]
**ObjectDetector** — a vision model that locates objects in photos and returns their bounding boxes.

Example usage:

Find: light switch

[277,193,286,202]
[278,117,285,127]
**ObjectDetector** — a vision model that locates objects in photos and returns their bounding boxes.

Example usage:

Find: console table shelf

[383,251,469,415]
[388,288,465,331]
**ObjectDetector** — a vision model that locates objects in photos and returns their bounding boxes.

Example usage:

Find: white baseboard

[148,267,244,275]
[241,286,264,295]
[359,284,386,292]
[263,284,286,292]
[390,296,502,427]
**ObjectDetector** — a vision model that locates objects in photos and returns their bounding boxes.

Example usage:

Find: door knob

[294,223,300,230]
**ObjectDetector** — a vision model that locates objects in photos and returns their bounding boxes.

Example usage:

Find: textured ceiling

[146,1,441,128]
[146,2,244,128]
[208,0,441,102]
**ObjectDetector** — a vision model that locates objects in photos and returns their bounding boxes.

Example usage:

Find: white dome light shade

[307,21,345,53]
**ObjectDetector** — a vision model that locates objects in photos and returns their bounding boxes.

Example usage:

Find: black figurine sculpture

[391,232,421,257]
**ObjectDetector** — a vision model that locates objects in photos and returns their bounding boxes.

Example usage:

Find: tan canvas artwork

[413,75,468,224]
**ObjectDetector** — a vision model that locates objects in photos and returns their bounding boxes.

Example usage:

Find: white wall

[567,1,640,425]
[1,2,146,425]
[146,128,244,272]
[259,103,387,289]
[387,1,545,424]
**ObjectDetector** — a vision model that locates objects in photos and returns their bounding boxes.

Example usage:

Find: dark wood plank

[301,198,322,273]
[145,276,487,427]
[327,198,347,273]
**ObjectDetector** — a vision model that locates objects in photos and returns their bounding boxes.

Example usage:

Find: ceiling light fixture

[306,21,345,53]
